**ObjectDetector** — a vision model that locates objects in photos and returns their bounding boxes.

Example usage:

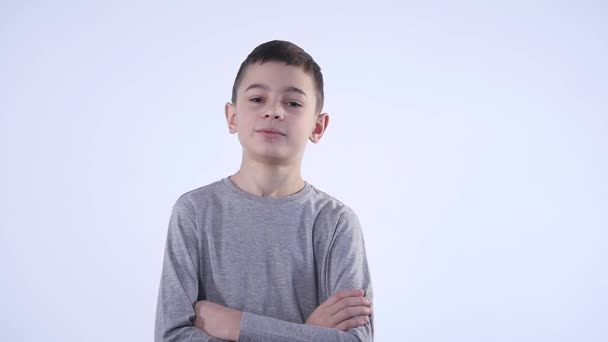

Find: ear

[225,102,238,134]
[309,112,329,143]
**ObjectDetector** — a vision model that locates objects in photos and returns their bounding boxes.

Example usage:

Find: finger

[320,288,365,308]
[332,305,373,323]
[335,316,370,331]
[328,296,371,316]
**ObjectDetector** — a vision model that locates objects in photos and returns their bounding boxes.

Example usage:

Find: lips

[256,128,286,136]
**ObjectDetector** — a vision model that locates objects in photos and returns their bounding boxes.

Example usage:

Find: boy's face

[225,61,328,166]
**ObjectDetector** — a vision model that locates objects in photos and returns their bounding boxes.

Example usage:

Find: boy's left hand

[194,300,242,341]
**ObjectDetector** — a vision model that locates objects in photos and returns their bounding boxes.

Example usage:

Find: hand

[305,288,372,331]
[193,300,242,341]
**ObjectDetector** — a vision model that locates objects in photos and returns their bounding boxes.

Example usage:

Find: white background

[1,1,606,341]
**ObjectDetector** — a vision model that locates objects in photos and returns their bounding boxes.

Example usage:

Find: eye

[286,101,302,107]
[249,97,264,103]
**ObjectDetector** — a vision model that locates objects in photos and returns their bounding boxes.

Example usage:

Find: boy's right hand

[305,288,372,331]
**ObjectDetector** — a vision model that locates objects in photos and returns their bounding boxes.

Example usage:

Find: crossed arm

[154,200,374,342]
[192,288,373,341]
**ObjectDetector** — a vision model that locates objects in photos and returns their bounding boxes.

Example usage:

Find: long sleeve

[237,207,374,342]
[154,198,226,342]
[156,180,374,342]
[237,312,364,341]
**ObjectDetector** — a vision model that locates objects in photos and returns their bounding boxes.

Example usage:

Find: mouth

[256,128,286,136]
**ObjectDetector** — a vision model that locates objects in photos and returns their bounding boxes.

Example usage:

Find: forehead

[239,61,315,94]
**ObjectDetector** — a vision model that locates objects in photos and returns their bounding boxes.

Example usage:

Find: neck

[230,158,305,198]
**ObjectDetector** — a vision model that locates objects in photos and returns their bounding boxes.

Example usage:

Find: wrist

[231,309,243,341]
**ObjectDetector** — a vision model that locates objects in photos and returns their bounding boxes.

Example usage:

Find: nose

[264,113,283,119]
[263,101,285,120]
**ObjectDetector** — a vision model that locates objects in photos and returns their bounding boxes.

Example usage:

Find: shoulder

[172,179,225,214]
[307,184,361,226]
[307,186,366,258]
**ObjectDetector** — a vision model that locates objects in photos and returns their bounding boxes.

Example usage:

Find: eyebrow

[244,83,307,97]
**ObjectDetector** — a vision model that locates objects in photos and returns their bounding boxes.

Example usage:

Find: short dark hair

[231,40,324,113]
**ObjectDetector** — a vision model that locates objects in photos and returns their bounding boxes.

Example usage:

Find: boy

[155,40,374,341]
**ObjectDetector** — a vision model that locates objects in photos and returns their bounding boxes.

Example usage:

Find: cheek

[236,113,253,128]
[303,119,317,134]
[294,124,315,141]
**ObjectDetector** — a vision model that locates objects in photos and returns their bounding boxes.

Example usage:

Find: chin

[260,154,293,165]
[246,149,295,165]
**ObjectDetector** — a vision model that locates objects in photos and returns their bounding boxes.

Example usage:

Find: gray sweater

[154,177,374,341]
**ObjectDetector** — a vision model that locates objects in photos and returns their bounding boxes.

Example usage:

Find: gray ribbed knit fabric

[154,177,373,341]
